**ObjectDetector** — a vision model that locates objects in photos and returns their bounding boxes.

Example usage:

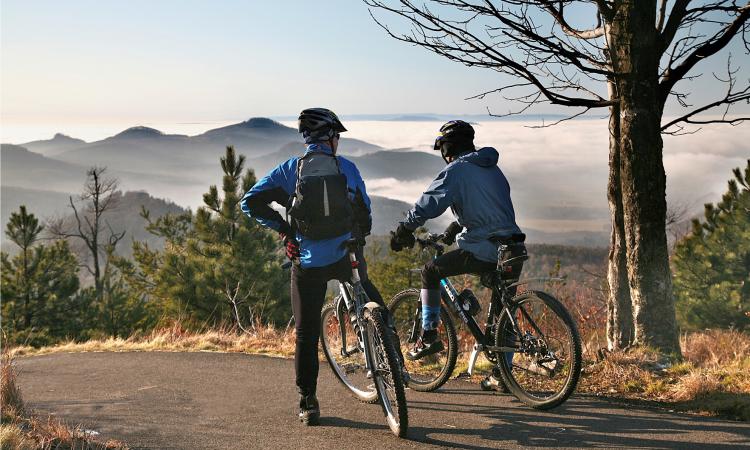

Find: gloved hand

[279,232,301,260]
[390,224,416,252]
[442,221,463,246]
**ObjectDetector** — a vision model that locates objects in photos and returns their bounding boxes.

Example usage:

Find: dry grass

[1,351,128,449]
[1,424,36,450]
[9,320,296,359]
[580,329,750,420]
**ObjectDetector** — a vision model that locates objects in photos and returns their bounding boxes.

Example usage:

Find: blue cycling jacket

[240,143,372,268]
[403,147,522,263]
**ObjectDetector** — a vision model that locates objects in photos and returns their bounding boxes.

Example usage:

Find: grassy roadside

[8,321,296,359]
[8,325,750,422]
[579,329,750,421]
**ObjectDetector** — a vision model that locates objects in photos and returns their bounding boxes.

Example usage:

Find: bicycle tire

[365,307,408,438]
[495,290,582,410]
[320,301,378,404]
[388,288,458,392]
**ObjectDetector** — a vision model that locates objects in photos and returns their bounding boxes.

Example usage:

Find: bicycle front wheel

[388,288,458,392]
[494,290,582,410]
[365,306,408,438]
[320,300,378,403]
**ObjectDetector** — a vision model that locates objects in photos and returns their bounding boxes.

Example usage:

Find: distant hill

[523,228,608,248]
[1,186,73,245]
[1,144,92,193]
[1,189,188,257]
[19,118,381,176]
[245,145,443,181]
[0,189,417,256]
[1,144,207,206]
[20,133,87,157]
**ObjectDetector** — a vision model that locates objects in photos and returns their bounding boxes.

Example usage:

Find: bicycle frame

[331,244,374,372]
[410,235,562,376]
[438,276,516,374]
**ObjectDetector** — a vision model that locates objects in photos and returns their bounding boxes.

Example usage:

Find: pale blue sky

[1,0,747,127]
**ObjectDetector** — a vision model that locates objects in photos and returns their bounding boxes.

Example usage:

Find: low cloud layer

[346,120,749,230]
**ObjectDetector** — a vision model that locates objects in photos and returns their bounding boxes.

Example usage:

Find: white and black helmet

[298,108,347,134]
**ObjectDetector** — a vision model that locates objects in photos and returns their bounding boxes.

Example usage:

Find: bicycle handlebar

[415,232,447,253]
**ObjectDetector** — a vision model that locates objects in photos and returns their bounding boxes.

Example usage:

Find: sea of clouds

[335,120,749,232]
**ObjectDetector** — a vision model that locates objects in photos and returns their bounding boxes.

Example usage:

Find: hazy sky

[2,0,748,131]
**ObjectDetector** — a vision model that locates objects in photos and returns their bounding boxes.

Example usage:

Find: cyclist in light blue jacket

[390,120,525,391]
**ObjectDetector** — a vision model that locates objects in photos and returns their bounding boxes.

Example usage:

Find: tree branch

[541,0,606,39]
[660,0,692,51]
[660,3,750,103]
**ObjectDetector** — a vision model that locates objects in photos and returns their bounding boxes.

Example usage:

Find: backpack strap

[285,156,304,234]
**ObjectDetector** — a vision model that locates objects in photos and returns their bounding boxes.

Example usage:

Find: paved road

[16,352,750,449]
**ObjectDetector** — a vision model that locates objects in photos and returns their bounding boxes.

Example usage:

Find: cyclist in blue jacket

[389,120,525,392]
[241,108,386,425]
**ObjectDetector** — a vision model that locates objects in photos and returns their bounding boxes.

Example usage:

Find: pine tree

[3,206,44,329]
[2,207,81,345]
[673,159,750,331]
[120,146,290,327]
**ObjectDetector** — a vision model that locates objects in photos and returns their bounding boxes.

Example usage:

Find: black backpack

[287,152,353,240]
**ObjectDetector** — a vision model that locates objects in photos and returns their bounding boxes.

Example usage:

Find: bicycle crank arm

[340,346,362,358]
[484,345,518,353]
[523,360,557,378]
[467,343,482,376]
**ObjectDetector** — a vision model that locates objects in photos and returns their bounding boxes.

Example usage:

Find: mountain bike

[318,238,408,437]
[388,233,582,410]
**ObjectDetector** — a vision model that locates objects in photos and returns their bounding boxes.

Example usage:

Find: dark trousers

[422,247,524,295]
[291,249,383,396]
[421,249,497,290]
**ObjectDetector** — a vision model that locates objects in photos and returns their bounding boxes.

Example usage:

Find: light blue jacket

[403,147,522,263]
[240,143,371,268]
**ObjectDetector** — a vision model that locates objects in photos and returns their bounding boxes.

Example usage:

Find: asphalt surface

[15,352,750,449]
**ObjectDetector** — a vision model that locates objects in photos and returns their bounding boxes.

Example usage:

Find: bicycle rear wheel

[388,289,458,392]
[320,300,378,403]
[494,290,582,410]
[366,307,408,438]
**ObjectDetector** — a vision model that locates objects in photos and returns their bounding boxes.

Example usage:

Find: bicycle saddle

[488,233,526,245]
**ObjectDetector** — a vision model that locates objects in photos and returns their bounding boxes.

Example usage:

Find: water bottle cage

[457,289,482,316]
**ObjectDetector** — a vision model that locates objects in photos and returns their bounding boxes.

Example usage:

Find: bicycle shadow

[405,388,750,449]
[317,415,388,432]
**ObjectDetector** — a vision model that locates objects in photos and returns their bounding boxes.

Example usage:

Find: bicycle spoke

[320,302,378,403]
[495,291,582,409]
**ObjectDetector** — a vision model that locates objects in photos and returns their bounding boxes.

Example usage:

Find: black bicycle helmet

[433,120,475,163]
[298,108,347,134]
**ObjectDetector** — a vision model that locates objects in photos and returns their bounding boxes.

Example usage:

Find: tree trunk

[22,245,31,328]
[606,81,634,350]
[610,1,681,355]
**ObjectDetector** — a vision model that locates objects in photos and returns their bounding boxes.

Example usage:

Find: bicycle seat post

[345,238,361,284]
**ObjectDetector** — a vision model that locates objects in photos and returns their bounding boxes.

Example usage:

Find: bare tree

[49,167,126,300]
[366,0,750,354]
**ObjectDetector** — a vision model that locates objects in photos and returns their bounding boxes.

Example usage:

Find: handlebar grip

[281,261,293,270]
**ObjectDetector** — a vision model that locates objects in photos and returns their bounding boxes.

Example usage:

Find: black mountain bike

[389,233,582,410]
[318,238,408,437]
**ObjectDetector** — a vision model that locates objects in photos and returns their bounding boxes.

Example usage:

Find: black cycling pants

[422,248,524,296]
[421,249,497,290]
[290,249,383,396]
